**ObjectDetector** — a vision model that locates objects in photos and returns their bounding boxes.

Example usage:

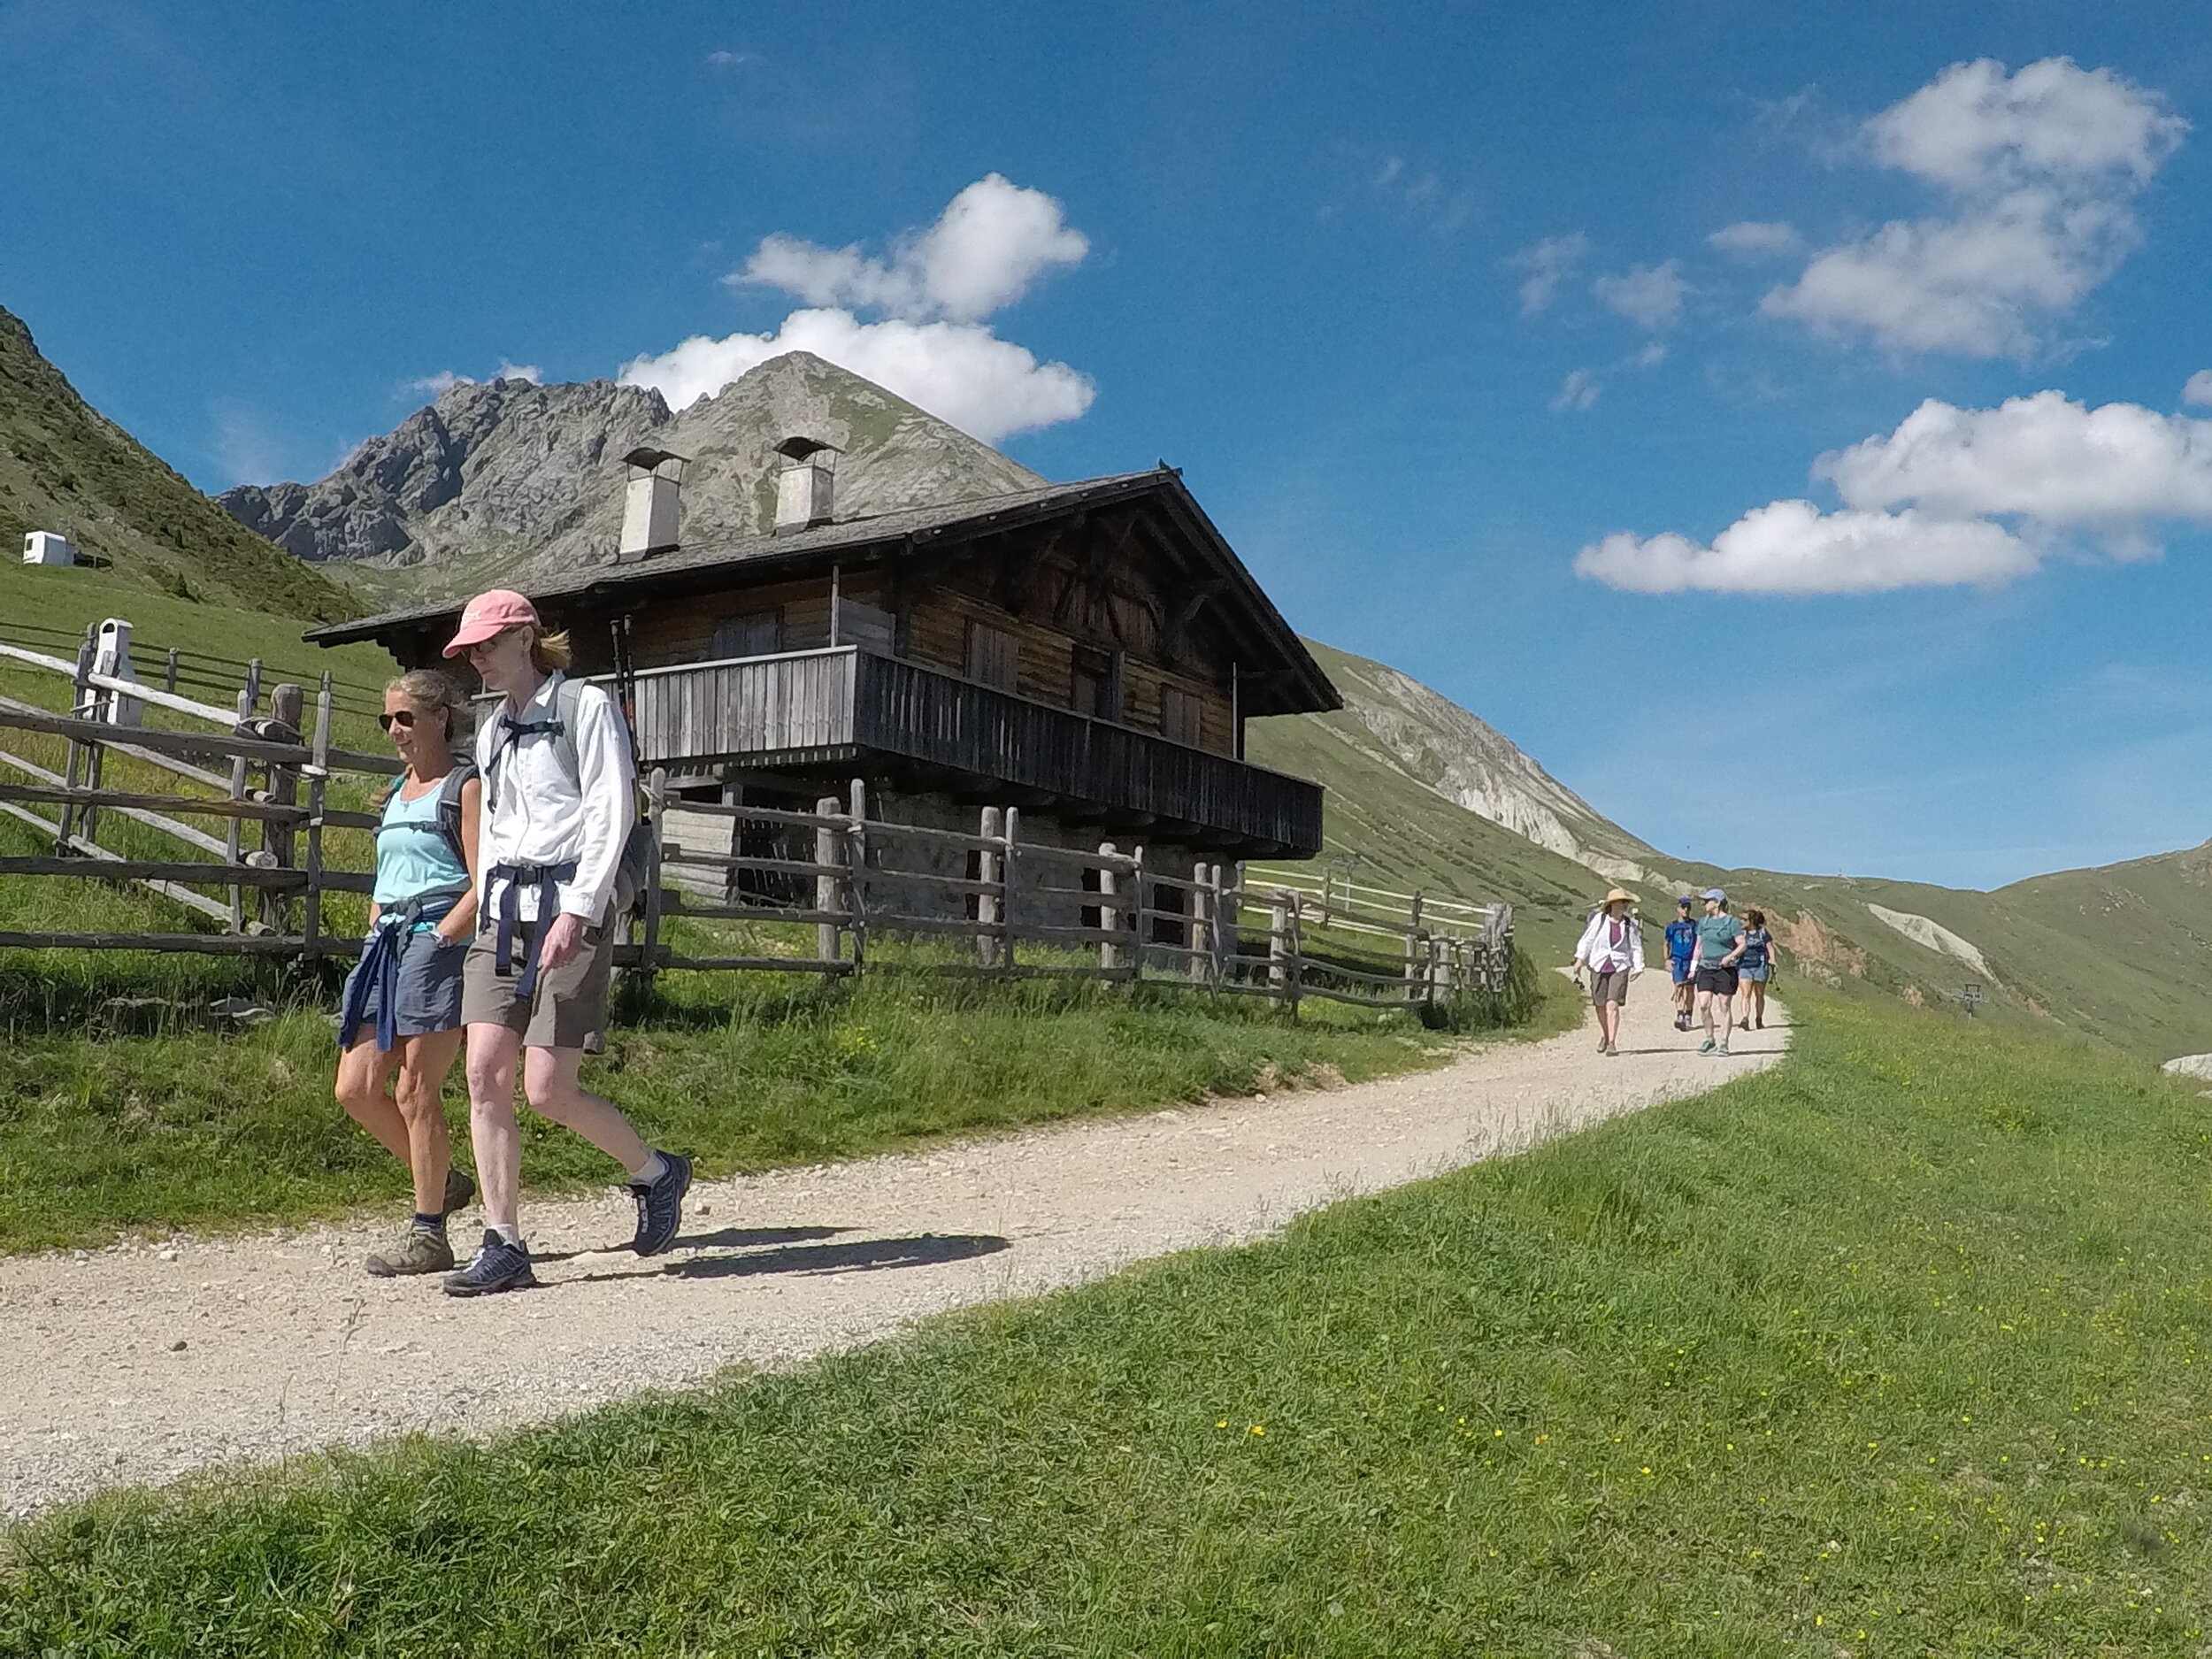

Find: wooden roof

[305,466,1340,717]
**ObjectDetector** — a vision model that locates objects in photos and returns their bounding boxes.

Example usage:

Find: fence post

[225,688,252,933]
[1128,843,1146,984]
[638,766,668,991]
[263,682,304,935]
[1402,888,1425,1006]
[1429,933,1449,1005]
[242,657,264,717]
[301,674,332,960]
[845,778,868,972]
[55,636,95,851]
[164,648,180,696]
[1269,887,1294,1010]
[1001,805,1020,976]
[1097,841,1120,974]
[977,807,1002,969]
[1189,860,1213,987]
[815,795,843,977]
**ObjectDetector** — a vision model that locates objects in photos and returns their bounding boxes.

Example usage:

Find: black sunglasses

[378,709,419,732]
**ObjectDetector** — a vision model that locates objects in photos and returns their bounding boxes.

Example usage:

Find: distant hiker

[334,670,482,1277]
[1571,887,1644,1057]
[1689,888,1747,1056]
[442,589,691,1297]
[1736,907,1776,1031]
[1664,895,1699,1032]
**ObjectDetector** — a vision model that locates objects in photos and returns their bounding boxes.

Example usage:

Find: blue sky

[5,1,2212,889]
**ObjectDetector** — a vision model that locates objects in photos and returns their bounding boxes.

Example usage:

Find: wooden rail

[0,616,1516,1017]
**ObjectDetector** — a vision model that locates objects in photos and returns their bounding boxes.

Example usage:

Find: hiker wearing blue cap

[1689,889,1747,1056]
[1663,896,1698,1032]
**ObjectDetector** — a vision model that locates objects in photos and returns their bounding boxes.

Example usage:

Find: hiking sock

[628,1149,669,1187]
[411,1213,446,1235]
[490,1223,524,1248]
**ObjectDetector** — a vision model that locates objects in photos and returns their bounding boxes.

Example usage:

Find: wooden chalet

[306,463,1337,897]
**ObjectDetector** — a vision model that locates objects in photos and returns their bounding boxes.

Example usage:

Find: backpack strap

[434,759,478,867]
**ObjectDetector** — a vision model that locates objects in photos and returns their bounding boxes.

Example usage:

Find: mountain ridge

[218,353,1047,599]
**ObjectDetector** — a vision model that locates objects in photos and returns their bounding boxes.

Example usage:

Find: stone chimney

[618,446,687,563]
[773,437,839,534]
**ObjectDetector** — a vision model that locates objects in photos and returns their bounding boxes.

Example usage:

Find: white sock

[491,1224,523,1248]
[628,1150,668,1187]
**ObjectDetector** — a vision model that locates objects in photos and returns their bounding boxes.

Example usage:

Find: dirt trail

[0,984,1786,1517]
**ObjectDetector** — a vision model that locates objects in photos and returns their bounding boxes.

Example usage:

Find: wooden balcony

[626,647,1324,857]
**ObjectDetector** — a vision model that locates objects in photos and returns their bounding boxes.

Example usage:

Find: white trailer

[22,532,75,567]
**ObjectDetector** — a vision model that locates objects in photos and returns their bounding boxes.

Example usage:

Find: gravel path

[0,983,1786,1517]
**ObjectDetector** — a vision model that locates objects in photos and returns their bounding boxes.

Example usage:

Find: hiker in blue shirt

[1688,888,1747,1056]
[1663,896,1699,1032]
[334,669,483,1278]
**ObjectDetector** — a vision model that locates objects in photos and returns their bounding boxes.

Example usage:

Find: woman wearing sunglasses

[333,669,484,1276]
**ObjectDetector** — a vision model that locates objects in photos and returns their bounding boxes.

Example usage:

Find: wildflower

[1251,1425,1264,1436]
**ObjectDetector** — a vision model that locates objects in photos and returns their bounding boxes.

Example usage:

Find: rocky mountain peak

[219,354,1045,593]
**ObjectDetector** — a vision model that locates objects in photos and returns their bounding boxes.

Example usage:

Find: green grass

[0,953,1463,1255]
[9,992,2210,1654]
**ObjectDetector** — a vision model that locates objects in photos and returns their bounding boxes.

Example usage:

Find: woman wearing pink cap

[438,589,690,1296]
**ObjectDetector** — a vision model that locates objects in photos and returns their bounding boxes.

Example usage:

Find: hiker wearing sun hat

[1688,888,1748,1056]
[1571,888,1644,1057]
[436,589,691,1297]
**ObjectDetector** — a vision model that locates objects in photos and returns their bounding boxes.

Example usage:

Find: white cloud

[623,175,1096,443]
[2185,371,2212,407]
[1508,234,1587,315]
[1709,220,1804,258]
[706,49,754,66]
[1579,386,2212,595]
[1818,390,2212,542]
[1626,341,1668,370]
[1576,501,2036,594]
[1593,260,1686,331]
[1763,58,2186,357]
[618,308,1094,443]
[737,173,1087,323]
[1548,369,1601,413]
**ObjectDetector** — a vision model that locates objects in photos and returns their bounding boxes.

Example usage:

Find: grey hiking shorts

[461,917,617,1053]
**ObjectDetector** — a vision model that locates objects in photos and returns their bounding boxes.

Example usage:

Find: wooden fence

[0,623,1515,1014]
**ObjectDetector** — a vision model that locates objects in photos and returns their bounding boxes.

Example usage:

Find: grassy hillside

[14,993,2212,1655]
[0,307,351,621]
[1253,644,2212,1063]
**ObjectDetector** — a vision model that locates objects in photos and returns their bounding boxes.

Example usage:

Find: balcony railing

[625,647,1323,856]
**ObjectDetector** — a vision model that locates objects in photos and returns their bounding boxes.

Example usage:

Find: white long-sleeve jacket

[473,673,635,927]
[1572,910,1645,975]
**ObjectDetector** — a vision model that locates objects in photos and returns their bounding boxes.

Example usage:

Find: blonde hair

[529,627,572,673]
[388,668,473,754]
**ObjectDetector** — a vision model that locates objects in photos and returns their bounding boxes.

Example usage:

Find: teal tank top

[373,783,469,920]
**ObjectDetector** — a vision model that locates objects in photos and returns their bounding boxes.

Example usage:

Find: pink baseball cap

[442,589,541,657]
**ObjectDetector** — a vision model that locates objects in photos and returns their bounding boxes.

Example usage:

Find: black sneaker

[442,1230,538,1297]
[630,1152,693,1256]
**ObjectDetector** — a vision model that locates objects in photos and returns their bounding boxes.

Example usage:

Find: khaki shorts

[462,916,617,1053]
[1589,968,1630,1005]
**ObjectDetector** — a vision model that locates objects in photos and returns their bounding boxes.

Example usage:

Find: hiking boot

[441,1167,476,1219]
[1755,1016,1764,1029]
[630,1151,693,1256]
[1604,1043,1619,1056]
[442,1231,538,1297]
[365,1224,454,1279]
[1717,1041,1732,1056]
[1699,1037,1716,1055]
[1739,1018,1751,1032]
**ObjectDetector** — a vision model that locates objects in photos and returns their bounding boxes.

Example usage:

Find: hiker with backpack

[440,589,690,1297]
[334,669,483,1277]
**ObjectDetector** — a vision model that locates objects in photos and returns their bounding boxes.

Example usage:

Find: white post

[815,795,843,972]
[977,806,1002,969]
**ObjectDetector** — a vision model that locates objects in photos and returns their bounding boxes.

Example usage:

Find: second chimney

[773,437,839,534]
[618,447,687,563]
